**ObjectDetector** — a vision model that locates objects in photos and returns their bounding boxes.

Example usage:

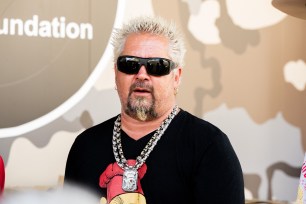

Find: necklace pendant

[122,168,138,192]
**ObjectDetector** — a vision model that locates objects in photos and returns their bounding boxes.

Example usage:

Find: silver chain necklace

[112,105,179,192]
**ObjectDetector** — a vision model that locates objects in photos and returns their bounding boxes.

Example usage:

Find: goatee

[125,81,157,121]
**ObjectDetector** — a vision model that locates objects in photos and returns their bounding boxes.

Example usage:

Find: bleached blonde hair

[111,16,186,68]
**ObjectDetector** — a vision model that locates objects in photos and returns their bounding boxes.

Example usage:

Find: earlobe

[173,68,182,96]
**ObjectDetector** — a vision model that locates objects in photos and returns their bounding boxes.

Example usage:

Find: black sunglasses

[117,55,176,76]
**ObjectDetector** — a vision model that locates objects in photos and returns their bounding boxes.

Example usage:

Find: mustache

[129,81,153,93]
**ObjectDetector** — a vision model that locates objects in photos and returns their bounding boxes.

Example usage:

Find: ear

[114,63,117,73]
[173,67,182,87]
[114,63,118,82]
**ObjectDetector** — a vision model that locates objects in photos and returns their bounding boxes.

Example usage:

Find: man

[64,16,245,204]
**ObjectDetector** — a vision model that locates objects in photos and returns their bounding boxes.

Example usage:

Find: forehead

[121,33,170,58]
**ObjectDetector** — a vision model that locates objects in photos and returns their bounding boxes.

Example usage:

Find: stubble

[125,81,157,121]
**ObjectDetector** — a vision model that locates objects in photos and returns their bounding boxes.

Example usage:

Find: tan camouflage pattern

[0,0,305,202]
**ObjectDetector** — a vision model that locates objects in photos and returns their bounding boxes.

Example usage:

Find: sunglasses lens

[117,56,174,76]
[147,59,171,76]
[117,57,140,74]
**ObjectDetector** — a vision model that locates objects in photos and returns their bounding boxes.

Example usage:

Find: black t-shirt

[64,109,245,203]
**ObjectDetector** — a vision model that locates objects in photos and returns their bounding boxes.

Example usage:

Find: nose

[136,65,149,80]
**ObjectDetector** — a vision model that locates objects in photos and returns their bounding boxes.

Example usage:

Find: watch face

[0,0,118,129]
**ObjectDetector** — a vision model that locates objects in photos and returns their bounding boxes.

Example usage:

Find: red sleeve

[0,155,5,195]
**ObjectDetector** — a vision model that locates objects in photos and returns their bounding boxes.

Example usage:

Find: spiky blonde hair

[111,16,186,68]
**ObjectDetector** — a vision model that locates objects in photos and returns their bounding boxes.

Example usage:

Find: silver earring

[174,87,178,95]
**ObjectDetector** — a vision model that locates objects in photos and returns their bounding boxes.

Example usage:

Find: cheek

[116,77,131,99]
[153,81,173,99]
[118,83,130,98]
[116,74,131,90]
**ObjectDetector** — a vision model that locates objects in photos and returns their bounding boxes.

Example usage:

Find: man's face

[115,33,181,121]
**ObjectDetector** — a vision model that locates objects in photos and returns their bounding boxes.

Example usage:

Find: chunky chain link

[112,105,179,171]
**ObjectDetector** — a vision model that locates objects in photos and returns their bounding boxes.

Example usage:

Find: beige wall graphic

[0,0,305,202]
[0,0,117,130]
[153,0,305,201]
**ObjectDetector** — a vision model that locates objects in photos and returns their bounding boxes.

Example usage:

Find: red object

[0,156,5,195]
[99,160,147,203]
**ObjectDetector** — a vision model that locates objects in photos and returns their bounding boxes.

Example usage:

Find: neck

[120,106,176,140]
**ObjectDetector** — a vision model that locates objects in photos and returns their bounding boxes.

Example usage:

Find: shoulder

[86,115,118,133]
[177,110,243,172]
[176,109,226,140]
[174,109,236,156]
[73,115,118,144]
